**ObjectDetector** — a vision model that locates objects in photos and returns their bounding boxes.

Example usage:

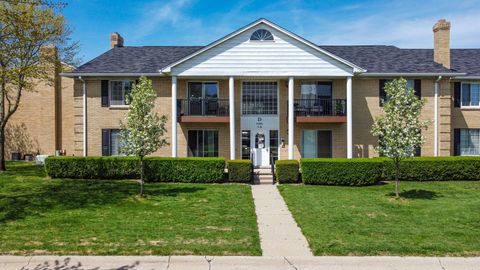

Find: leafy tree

[120,76,167,196]
[0,0,78,171]
[372,78,429,197]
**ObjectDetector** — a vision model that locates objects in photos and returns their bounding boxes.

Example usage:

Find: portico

[163,19,362,163]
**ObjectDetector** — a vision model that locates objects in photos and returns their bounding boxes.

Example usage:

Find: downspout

[434,76,442,157]
[79,76,87,156]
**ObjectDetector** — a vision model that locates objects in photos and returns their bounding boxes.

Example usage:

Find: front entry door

[253,131,269,167]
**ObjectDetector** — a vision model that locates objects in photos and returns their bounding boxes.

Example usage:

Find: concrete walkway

[251,185,313,256]
[2,255,479,270]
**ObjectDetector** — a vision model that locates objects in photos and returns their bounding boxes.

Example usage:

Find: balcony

[294,99,347,123]
[177,98,229,123]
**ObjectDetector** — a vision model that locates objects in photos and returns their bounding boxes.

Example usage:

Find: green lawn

[0,162,261,255]
[279,182,480,256]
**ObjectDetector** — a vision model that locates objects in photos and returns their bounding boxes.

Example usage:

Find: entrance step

[253,168,274,185]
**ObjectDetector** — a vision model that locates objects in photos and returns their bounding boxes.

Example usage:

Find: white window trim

[460,82,480,109]
[109,80,132,107]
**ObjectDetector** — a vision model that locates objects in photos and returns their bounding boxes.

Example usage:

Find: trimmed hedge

[275,160,299,183]
[227,160,252,183]
[301,158,384,186]
[143,157,225,183]
[45,156,140,179]
[45,156,225,183]
[384,157,480,181]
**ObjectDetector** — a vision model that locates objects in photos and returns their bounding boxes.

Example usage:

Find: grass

[278,181,480,256]
[0,162,261,255]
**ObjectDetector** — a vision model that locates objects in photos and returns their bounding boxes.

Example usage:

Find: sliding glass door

[301,130,332,158]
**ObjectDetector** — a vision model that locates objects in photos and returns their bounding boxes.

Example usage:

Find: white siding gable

[171,23,354,77]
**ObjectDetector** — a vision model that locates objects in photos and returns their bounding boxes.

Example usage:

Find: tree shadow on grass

[22,257,140,270]
[0,164,205,224]
[387,189,441,200]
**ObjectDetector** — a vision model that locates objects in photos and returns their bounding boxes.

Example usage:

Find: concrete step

[254,168,273,175]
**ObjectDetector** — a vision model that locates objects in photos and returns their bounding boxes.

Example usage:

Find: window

[242,82,278,115]
[459,129,480,156]
[300,82,333,114]
[379,79,418,106]
[250,29,273,41]
[461,83,480,107]
[101,129,123,156]
[187,82,219,115]
[269,130,279,162]
[241,130,251,160]
[110,80,133,106]
[301,130,332,158]
[187,130,219,157]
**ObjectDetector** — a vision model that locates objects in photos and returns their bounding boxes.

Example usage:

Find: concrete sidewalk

[251,185,313,256]
[1,255,479,270]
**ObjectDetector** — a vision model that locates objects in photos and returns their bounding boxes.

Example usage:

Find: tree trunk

[0,130,5,171]
[395,159,399,197]
[140,156,144,197]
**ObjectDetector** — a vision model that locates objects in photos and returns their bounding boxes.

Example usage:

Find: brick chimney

[110,32,124,48]
[433,19,451,69]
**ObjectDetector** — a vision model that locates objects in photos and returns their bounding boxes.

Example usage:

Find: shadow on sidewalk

[22,257,140,270]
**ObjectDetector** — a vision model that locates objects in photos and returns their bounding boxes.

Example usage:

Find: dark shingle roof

[72,45,480,76]
[74,46,203,73]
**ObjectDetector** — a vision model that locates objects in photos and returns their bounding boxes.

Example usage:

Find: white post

[229,76,235,160]
[434,76,441,156]
[171,76,177,157]
[346,76,353,159]
[79,76,87,156]
[288,77,294,159]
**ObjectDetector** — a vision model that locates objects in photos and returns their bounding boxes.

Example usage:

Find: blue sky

[63,0,480,64]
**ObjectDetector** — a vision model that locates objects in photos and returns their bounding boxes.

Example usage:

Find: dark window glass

[187,130,219,157]
[241,130,251,160]
[269,130,279,162]
[317,130,332,158]
[250,29,274,41]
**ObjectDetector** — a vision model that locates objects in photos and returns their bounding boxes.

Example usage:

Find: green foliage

[275,160,299,183]
[143,157,225,183]
[45,156,139,179]
[120,76,168,158]
[384,157,480,181]
[300,158,384,186]
[227,160,252,183]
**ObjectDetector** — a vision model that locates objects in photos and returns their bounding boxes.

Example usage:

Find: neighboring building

[11,18,480,166]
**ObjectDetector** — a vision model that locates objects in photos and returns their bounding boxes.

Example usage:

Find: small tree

[0,0,78,170]
[120,76,167,196]
[372,78,428,197]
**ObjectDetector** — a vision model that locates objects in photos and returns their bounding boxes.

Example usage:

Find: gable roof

[161,18,365,74]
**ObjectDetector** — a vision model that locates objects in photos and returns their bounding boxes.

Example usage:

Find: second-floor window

[461,83,480,107]
[379,79,419,106]
[110,80,133,106]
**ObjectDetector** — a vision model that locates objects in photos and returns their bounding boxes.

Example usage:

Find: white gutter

[453,76,480,80]
[359,72,466,77]
[79,76,87,156]
[434,76,442,157]
[61,73,164,77]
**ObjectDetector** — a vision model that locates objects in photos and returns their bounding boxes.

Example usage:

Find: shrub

[227,160,252,183]
[45,156,139,179]
[383,157,480,181]
[275,160,299,183]
[301,158,383,186]
[143,157,225,183]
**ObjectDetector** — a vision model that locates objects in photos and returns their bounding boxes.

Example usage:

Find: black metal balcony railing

[177,98,229,117]
[294,99,346,117]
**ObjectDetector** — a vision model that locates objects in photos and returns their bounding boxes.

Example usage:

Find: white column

[346,76,353,159]
[171,76,177,157]
[288,77,294,159]
[229,76,235,160]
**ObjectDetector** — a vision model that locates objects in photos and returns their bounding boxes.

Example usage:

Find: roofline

[453,76,480,80]
[160,18,366,74]
[358,72,467,77]
[60,72,164,77]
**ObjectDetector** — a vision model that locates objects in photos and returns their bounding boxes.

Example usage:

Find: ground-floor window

[187,130,219,157]
[102,129,122,156]
[241,130,251,159]
[269,130,279,162]
[301,130,332,158]
[458,129,480,156]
